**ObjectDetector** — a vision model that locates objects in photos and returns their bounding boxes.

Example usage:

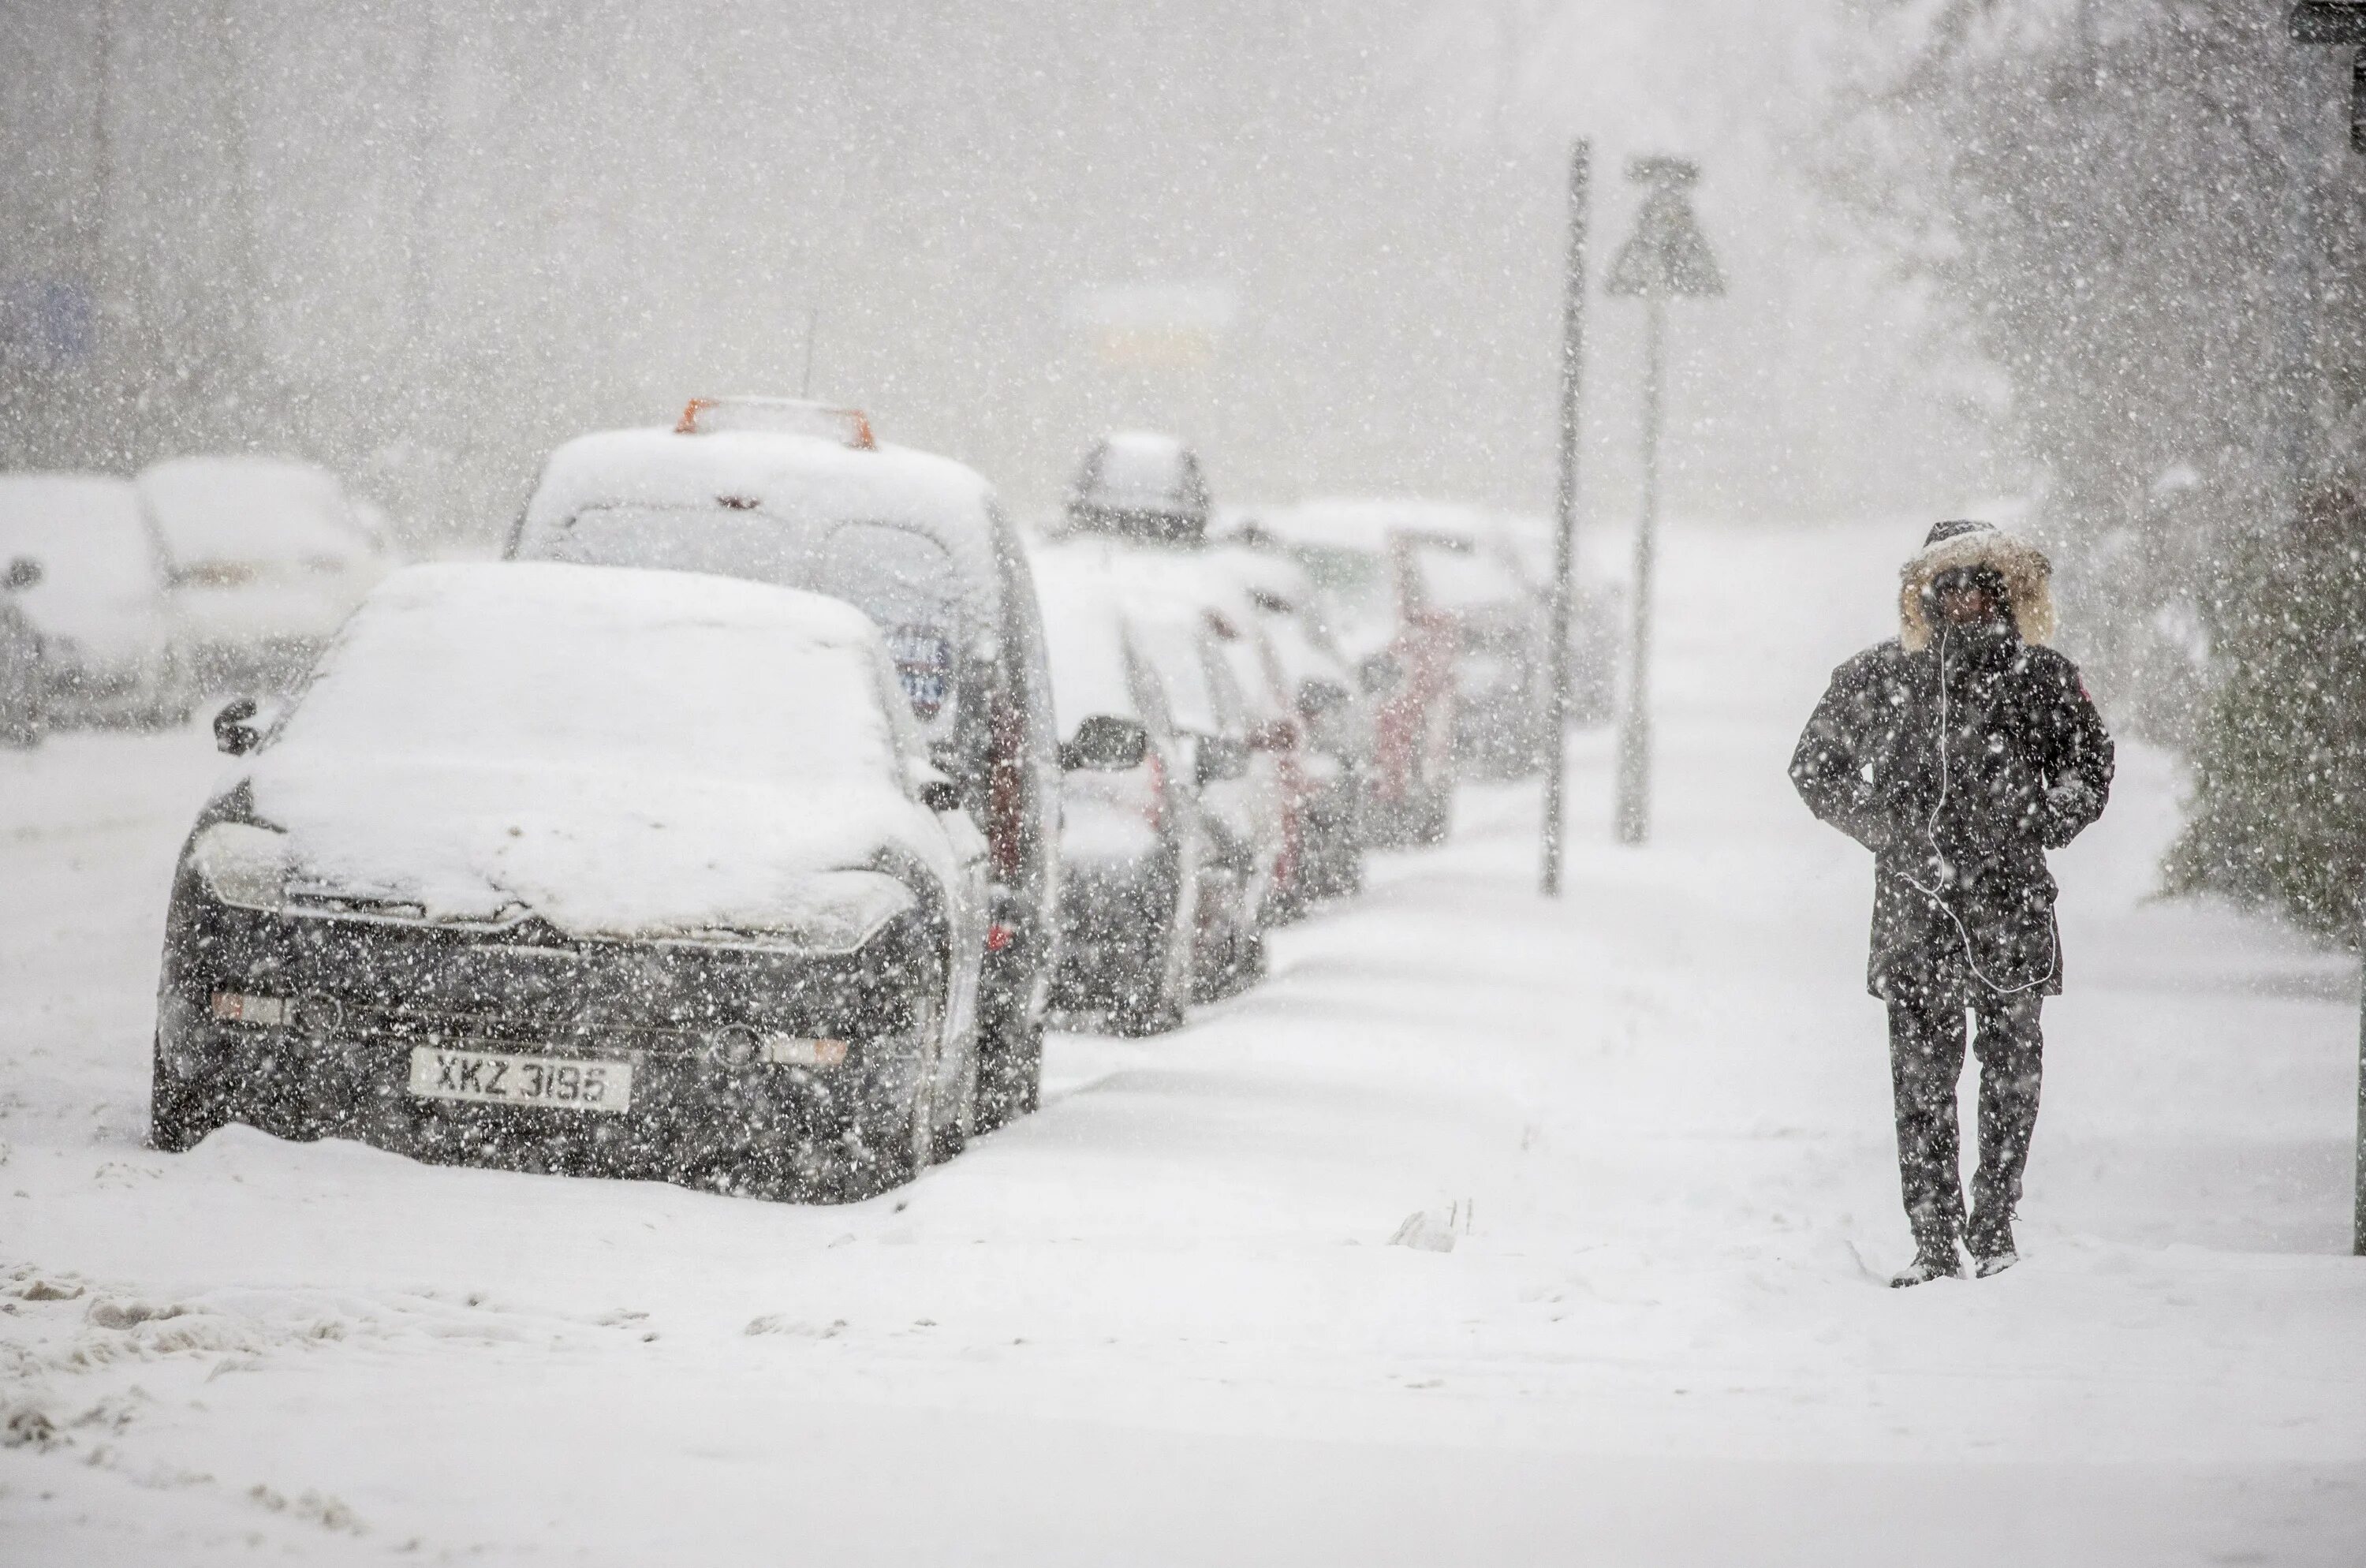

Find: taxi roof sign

[676,397,876,449]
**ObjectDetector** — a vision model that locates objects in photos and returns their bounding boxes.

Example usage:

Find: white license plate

[407,1046,633,1114]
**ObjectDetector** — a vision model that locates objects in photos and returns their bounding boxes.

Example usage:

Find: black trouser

[1886,986,2043,1254]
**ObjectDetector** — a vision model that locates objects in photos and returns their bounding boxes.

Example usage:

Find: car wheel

[1413,786,1453,846]
[974,1015,1043,1133]
[1110,868,1193,1036]
[931,1038,978,1165]
[149,1032,226,1152]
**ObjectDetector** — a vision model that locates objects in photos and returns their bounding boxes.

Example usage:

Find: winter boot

[1888,1241,1965,1289]
[1968,1212,2018,1278]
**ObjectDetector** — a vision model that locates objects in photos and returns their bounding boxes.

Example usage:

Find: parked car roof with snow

[515,426,1003,637]
[1065,431,1212,543]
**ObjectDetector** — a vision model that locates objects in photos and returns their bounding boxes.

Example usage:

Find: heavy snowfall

[5,3,2366,1564]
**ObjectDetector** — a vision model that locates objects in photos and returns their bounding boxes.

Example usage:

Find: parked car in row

[1065,431,1213,545]
[1196,544,1368,902]
[1218,502,1464,846]
[0,473,188,728]
[151,562,987,1200]
[140,455,392,697]
[0,552,43,747]
[507,398,1060,1130]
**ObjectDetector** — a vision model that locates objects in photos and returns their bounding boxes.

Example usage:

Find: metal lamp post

[1606,157,1724,847]
[1539,140,1592,898]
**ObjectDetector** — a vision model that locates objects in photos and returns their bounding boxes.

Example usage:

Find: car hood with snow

[225,562,961,946]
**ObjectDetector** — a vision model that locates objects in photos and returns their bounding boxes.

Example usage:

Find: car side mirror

[1194,734,1250,786]
[214,696,261,756]
[1247,718,1297,753]
[3,557,40,592]
[1297,679,1349,722]
[914,769,964,813]
[1058,714,1149,772]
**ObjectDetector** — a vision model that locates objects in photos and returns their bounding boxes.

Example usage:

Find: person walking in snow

[1789,520,2114,1287]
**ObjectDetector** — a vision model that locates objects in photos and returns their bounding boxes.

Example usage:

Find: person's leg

[1887,988,1969,1263]
[1967,992,2043,1266]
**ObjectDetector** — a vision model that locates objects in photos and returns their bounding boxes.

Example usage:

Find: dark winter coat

[1789,526,2114,1002]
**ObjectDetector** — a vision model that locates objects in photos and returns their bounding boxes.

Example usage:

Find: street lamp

[1606,156,1724,847]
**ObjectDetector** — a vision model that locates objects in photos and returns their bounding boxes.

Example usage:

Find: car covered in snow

[136,455,392,695]
[1217,501,1462,846]
[1198,543,1368,902]
[506,401,1059,1130]
[1064,431,1214,545]
[1031,547,1241,1032]
[1400,525,1554,778]
[0,551,42,747]
[0,472,187,727]
[150,562,989,1200]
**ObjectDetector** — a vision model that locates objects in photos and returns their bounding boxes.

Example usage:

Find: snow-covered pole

[1540,140,1592,898]
[1605,157,1723,848]
[1614,293,1663,848]
[2356,943,2365,1256]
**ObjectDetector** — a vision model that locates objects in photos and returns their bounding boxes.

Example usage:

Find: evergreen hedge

[2165,486,2366,951]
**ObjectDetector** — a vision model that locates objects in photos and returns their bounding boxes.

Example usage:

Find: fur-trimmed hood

[1897,521,2056,653]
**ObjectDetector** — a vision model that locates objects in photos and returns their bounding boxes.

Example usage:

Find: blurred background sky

[3,2,2014,543]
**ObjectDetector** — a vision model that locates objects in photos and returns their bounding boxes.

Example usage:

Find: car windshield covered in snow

[242,562,946,939]
[274,564,912,788]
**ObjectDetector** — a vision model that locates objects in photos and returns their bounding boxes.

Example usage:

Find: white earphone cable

[1898,621,2056,998]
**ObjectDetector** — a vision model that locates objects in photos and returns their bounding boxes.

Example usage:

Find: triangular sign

[1607,189,1726,300]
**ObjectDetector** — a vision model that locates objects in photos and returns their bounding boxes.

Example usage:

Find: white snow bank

[0,472,168,662]
[246,562,949,939]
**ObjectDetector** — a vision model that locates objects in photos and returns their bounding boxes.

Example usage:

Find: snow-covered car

[149,562,989,1200]
[507,401,1059,1131]
[1064,431,1213,544]
[1217,502,1461,847]
[0,553,43,747]
[1032,549,1227,1033]
[1122,598,1278,996]
[137,455,392,695]
[1200,543,1367,902]
[0,472,186,727]
[1401,528,1554,778]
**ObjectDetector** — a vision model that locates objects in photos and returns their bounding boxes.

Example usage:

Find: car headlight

[669,870,918,955]
[187,821,292,911]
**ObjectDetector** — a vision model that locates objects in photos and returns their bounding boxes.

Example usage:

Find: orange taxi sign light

[674,397,876,450]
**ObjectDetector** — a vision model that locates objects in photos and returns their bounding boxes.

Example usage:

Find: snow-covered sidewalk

[3,517,2361,1566]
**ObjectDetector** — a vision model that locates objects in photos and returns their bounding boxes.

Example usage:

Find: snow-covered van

[0,472,187,727]
[151,562,989,1199]
[508,401,1058,1129]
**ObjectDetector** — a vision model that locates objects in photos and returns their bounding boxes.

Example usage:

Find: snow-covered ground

[3,517,2361,1565]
